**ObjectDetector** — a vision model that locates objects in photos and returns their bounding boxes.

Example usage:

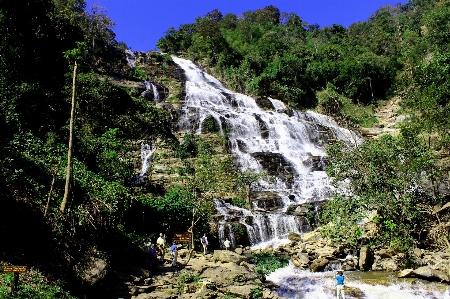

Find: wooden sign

[3,266,27,273]
[172,232,191,243]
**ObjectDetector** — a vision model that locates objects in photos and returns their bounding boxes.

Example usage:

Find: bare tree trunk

[60,61,77,213]
[246,184,252,210]
[45,163,60,218]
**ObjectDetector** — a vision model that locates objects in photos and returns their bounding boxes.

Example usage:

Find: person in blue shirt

[335,270,346,299]
[171,242,178,267]
[150,244,158,271]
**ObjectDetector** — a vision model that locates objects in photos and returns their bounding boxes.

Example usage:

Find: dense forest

[1,0,450,297]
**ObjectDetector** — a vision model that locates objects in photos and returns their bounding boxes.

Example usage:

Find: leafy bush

[252,252,289,276]
[128,67,148,80]
[177,134,197,159]
[230,197,246,208]
[0,272,76,299]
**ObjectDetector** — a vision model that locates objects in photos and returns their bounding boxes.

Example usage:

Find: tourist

[150,244,158,271]
[143,238,152,266]
[171,242,178,267]
[224,238,231,250]
[156,233,166,258]
[335,270,346,299]
[201,233,209,255]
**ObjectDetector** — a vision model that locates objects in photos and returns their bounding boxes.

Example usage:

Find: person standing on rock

[201,233,209,255]
[335,270,346,299]
[171,242,178,267]
[223,238,231,250]
[156,233,166,259]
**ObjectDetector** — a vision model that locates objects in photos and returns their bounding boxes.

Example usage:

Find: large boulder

[213,250,247,264]
[371,257,399,272]
[288,232,301,242]
[220,285,259,298]
[310,258,329,272]
[398,269,414,278]
[82,257,108,286]
[314,246,337,259]
[412,266,450,282]
[302,231,320,242]
[359,246,372,271]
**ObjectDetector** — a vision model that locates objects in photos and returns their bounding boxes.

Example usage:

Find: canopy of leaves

[322,129,440,249]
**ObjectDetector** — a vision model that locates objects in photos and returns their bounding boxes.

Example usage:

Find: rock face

[359,246,372,271]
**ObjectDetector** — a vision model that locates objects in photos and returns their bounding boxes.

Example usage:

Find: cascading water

[171,56,450,299]
[131,143,157,185]
[172,56,360,247]
[125,49,136,68]
[141,81,160,103]
[267,264,450,299]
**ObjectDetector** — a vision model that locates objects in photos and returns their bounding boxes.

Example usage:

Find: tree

[322,130,440,249]
[236,169,266,209]
[60,41,85,213]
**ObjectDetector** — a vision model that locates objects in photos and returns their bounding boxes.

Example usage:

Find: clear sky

[85,0,408,52]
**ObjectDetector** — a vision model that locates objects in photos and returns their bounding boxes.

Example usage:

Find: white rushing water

[173,56,360,246]
[267,263,450,299]
[142,81,160,103]
[171,56,450,299]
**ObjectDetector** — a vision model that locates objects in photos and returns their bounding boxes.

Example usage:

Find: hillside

[2,0,450,298]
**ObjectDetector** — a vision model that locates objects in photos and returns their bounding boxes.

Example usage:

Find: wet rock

[254,97,275,110]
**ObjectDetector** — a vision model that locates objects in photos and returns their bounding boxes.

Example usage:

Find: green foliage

[323,131,440,249]
[231,223,246,240]
[230,197,246,208]
[0,272,76,299]
[177,134,198,159]
[128,67,148,80]
[316,84,378,127]
[250,287,263,299]
[202,117,220,133]
[252,252,289,276]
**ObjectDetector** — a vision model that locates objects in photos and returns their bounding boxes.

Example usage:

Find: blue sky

[85,0,408,52]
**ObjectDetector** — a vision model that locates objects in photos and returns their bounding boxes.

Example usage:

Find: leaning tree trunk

[60,61,77,213]
[246,184,252,210]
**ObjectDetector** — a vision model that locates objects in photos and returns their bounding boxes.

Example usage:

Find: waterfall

[172,56,361,247]
[267,264,450,299]
[141,81,160,103]
[125,49,136,68]
[140,143,157,177]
